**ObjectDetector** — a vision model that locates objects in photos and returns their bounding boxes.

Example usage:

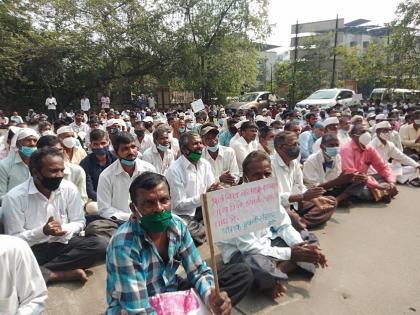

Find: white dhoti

[390,162,419,183]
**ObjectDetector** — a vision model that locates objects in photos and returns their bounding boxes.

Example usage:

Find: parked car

[295,88,359,110]
[225,91,277,112]
[369,88,420,104]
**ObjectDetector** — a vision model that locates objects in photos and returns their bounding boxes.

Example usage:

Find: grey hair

[273,131,295,149]
[349,123,366,136]
[179,131,200,149]
[242,150,270,177]
[321,133,339,145]
[153,125,169,141]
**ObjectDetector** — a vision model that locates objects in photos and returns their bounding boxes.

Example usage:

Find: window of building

[350,41,357,47]
[363,41,369,49]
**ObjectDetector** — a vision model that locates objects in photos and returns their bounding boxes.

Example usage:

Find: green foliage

[0,0,269,111]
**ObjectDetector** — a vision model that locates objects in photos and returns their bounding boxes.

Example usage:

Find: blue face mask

[157,144,169,152]
[325,147,339,157]
[92,147,109,156]
[187,123,194,130]
[20,146,37,157]
[120,158,136,166]
[178,128,185,133]
[207,144,219,152]
[218,118,224,126]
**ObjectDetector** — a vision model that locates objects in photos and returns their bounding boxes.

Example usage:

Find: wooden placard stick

[201,193,220,295]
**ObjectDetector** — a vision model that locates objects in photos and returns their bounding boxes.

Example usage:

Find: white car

[296,88,359,110]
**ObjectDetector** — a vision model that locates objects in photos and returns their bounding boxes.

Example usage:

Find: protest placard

[201,178,282,293]
[191,99,205,113]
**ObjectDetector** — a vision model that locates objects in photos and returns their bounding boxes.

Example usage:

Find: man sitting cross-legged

[217,151,327,300]
[3,147,107,283]
[106,172,253,314]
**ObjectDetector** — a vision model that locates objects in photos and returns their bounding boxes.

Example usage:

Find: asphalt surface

[45,185,420,315]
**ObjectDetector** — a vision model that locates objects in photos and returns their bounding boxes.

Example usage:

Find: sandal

[409,178,420,187]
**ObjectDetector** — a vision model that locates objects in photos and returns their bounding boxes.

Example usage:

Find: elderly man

[299,122,324,162]
[142,125,176,175]
[3,148,107,283]
[201,124,240,187]
[337,115,352,145]
[106,172,253,314]
[312,116,340,153]
[217,151,327,299]
[85,132,156,239]
[56,126,87,164]
[369,121,420,186]
[165,131,221,245]
[340,124,397,203]
[399,110,420,161]
[231,121,259,177]
[303,134,366,206]
[0,128,39,204]
[374,114,403,150]
[272,131,336,229]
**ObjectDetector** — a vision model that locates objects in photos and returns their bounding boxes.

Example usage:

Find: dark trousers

[47,109,57,123]
[31,235,108,282]
[230,231,318,292]
[403,148,419,161]
[179,207,207,246]
[178,263,253,306]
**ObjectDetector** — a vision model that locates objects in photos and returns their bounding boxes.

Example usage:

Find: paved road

[45,185,420,315]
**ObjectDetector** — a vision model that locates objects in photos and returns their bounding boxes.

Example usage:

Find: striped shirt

[106,215,214,314]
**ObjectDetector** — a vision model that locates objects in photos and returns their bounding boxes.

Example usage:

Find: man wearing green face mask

[0,128,39,205]
[106,172,253,314]
[165,131,222,245]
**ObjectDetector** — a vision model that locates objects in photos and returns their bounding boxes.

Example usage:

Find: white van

[295,88,358,110]
[369,88,419,104]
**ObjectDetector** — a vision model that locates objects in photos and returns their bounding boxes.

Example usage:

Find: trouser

[296,198,336,229]
[178,263,253,306]
[179,207,207,246]
[396,165,419,183]
[47,109,57,123]
[31,235,108,282]
[229,232,317,292]
[84,217,124,240]
[403,148,419,161]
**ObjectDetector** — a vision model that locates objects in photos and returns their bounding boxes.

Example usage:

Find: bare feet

[270,281,287,299]
[48,269,89,284]
[277,260,298,274]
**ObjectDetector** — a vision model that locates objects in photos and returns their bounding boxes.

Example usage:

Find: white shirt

[303,150,342,187]
[165,155,215,217]
[45,97,57,110]
[135,134,154,155]
[3,178,85,246]
[70,121,90,135]
[80,98,91,111]
[231,136,259,176]
[142,145,175,175]
[10,115,24,124]
[97,159,156,221]
[369,137,418,177]
[271,153,307,207]
[0,235,47,315]
[202,145,240,187]
[217,209,303,263]
[64,162,88,205]
[337,129,351,145]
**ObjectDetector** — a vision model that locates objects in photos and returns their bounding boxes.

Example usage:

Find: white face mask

[379,132,391,141]
[62,136,76,149]
[358,132,372,146]
[368,120,376,127]
[42,130,55,136]
[415,120,420,125]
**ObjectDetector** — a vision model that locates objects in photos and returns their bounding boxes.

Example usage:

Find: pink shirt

[340,139,395,188]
